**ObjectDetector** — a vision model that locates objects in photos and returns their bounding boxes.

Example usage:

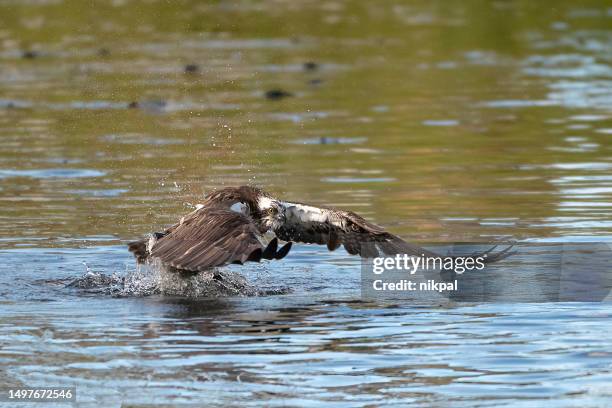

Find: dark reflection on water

[1,0,612,406]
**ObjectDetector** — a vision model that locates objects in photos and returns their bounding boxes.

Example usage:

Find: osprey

[128,186,510,272]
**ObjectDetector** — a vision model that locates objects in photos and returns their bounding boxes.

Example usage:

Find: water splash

[66,260,291,298]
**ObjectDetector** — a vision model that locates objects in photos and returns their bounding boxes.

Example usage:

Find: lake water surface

[1,1,612,406]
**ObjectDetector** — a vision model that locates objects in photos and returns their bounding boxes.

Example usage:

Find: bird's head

[257,196,285,230]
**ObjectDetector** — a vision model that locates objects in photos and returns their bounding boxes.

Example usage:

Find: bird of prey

[128,186,510,273]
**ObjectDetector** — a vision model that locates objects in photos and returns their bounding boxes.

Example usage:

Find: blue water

[1,244,612,407]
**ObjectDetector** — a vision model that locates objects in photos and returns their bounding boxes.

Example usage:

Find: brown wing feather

[150,208,266,272]
[275,204,440,258]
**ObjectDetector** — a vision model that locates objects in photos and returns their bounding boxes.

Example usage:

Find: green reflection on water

[1,0,612,248]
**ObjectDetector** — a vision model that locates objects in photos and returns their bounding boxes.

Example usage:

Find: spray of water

[67,259,290,298]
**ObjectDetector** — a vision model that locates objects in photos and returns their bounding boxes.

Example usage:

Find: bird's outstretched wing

[145,208,290,272]
[274,202,514,261]
[274,202,440,258]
